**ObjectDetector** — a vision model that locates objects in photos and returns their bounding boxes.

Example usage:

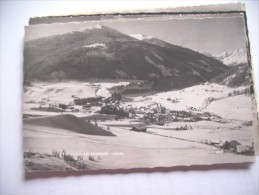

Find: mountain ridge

[217,49,248,66]
[24,25,228,90]
[202,49,248,66]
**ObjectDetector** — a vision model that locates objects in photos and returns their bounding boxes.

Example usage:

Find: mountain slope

[210,64,250,87]
[24,114,115,136]
[24,25,228,90]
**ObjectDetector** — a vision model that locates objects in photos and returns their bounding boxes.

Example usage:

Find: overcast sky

[25,13,248,55]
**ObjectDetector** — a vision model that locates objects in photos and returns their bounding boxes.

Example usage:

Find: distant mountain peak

[83,24,103,30]
[217,49,248,66]
[129,34,153,40]
[65,24,104,34]
[24,26,227,90]
[201,49,248,66]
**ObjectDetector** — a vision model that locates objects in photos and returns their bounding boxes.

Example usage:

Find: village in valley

[24,80,255,164]
[23,13,256,171]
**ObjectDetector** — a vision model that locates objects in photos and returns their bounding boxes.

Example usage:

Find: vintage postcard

[23,6,258,173]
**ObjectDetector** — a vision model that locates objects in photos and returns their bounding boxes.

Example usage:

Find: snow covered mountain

[217,49,248,66]
[24,26,227,90]
[129,34,153,40]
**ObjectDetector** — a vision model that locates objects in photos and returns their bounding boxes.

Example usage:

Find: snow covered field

[23,81,255,171]
[23,120,254,170]
[23,81,129,116]
[24,81,129,104]
[125,83,246,109]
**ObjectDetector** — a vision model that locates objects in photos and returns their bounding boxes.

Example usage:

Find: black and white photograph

[23,11,257,172]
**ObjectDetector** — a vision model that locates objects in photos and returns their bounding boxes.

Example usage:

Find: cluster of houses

[32,103,80,113]
[33,92,224,125]
[206,139,254,156]
[32,97,80,113]
[99,99,223,125]
[228,87,250,97]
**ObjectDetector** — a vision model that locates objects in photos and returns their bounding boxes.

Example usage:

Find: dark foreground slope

[24,114,115,136]
[24,25,227,90]
[210,64,250,87]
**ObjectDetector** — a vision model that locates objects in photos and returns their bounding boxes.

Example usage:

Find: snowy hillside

[205,94,253,121]
[24,81,129,104]
[124,83,252,120]
[129,34,152,40]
